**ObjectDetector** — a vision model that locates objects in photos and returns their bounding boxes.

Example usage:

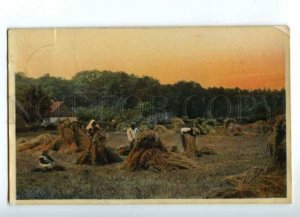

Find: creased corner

[274,26,290,36]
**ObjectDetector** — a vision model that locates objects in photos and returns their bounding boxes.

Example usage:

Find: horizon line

[16,70,286,92]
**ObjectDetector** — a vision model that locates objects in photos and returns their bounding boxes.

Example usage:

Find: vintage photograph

[8,27,290,203]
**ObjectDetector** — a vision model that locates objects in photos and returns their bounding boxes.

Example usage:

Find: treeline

[15,70,285,131]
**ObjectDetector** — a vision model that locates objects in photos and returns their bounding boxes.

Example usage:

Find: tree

[15,73,52,129]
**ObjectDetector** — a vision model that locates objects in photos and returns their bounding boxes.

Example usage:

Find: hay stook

[77,130,121,165]
[17,134,57,153]
[224,118,242,136]
[266,115,286,168]
[121,130,197,171]
[181,132,197,158]
[57,121,91,154]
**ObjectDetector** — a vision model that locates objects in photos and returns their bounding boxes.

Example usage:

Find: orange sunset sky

[9,27,289,90]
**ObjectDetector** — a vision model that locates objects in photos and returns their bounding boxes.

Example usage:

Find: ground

[15,126,286,199]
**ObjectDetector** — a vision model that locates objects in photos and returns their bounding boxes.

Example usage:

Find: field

[15,124,286,200]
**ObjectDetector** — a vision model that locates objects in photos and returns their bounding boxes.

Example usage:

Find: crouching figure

[39,150,55,169]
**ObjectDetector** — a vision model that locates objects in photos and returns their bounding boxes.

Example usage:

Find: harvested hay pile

[182,133,197,158]
[250,120,272,135]
[153,124,169,133]
[16,138,27,144]
[201,123,216,134]
[77,130,121,165]
[193,119,217,135]
[196,124,208,135]
[224,119,242,136]
[170,117,185,131]
[139,124,150,131]
[266,115,286,167]
[121,130,197,171]
[57,121,90,153]
[17,121,91,153]
[182,133,216,158]
[17,134,58,152]
[207,166,286,198]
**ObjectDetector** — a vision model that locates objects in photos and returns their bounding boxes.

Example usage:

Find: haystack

[251,120,272,135]
[77,130,121,165]
[224,119,242,136]
[202,123,217,134]
[57,121,90,153]
[16,138,27,144]
[153,124,169,133]
[194,121,208,135]
[266,115,286,167]
[17,121,91,153]
[193,119,217,135]
[17,134,56,152]
[198,125,208,135]
[121,130,197,171]
[207,166,286,198]
[182,133,197,158]
[170,117,185,131]
[139,123,150,131]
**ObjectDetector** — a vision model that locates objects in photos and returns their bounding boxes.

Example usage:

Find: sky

[9,27,289,90]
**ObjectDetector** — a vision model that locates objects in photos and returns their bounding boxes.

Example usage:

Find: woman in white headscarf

[86,119,100,140]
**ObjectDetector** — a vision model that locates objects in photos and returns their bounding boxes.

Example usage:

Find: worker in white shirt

[127,123,138,149]
[180,127,198,150]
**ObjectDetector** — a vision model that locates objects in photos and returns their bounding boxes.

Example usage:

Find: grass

[16,125,286,199]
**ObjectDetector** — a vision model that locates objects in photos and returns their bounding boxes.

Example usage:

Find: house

[42,100,77,126]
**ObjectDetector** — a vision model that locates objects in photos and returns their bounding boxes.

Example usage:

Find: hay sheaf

[250,120,272,135]
[207,166,286,198]
[17,121,91,153]
[224,120,242,136]
[182,133,197,158]
[121,130,197,171]
[266,115,286,167]
[139,124,150,131]
[193,119,217,135]
[17,134,56,152]
[182,133,216,158]
[57,121,91,154]
[153,124,169,133]
[77,130,121,165]
[170,117,185,131]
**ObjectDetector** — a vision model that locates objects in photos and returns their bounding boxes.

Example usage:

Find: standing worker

[127,123,138,149]
[180,127,197,150]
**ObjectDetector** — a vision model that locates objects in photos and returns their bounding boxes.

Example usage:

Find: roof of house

[50,100,74,117]
[50,101,64,113]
